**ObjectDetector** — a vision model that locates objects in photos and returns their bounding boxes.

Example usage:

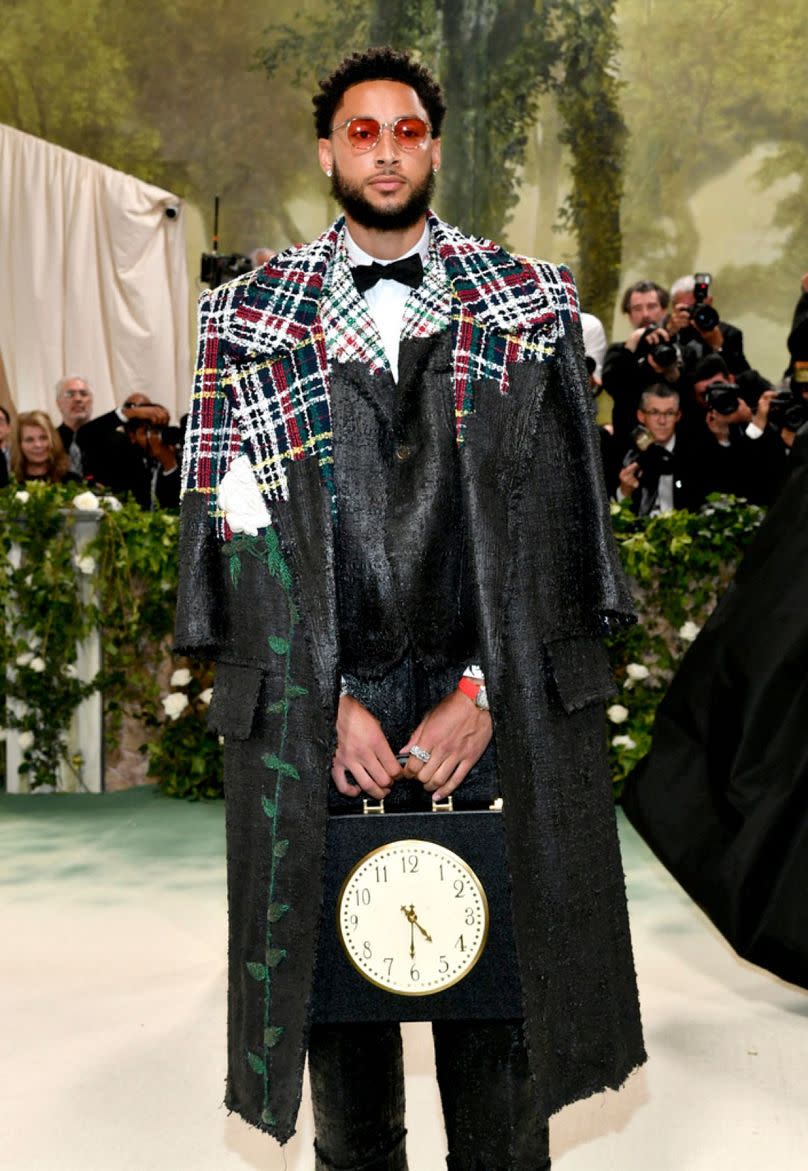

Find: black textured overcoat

[175,214,646,1142]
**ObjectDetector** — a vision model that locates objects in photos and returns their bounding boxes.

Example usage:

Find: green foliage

[606,495,764,793]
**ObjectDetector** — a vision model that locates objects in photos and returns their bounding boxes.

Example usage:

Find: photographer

[616,386,704,514]
[603,282,685,443]
[120,400,180,510]
[666,273,750,377]
[690,360,787,506]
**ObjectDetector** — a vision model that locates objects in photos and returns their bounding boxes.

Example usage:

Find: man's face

[318,80,441,233]
[627,291,665,328]
[637,395,680,444]
[693,372,730,408]
[57,379,93,427]
[673,291,695,311]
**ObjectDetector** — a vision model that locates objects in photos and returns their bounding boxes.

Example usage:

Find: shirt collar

[345,222,431,268]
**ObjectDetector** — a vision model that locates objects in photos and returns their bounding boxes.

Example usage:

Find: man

[665,274,750,377]
[54,376,170,487]
[616,385,704,514]
[176,48,644,1169]
[120,405,180,509]
[601,280,681,442]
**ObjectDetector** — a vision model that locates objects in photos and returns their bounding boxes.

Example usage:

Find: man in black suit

[615,385,704,513]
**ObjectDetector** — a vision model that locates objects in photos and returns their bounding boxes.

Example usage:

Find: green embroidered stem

[230,530,305,1127]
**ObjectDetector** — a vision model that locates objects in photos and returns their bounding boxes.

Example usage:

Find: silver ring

[409,745,431,764]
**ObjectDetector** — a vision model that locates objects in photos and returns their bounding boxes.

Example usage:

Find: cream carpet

[2,788,806,1171]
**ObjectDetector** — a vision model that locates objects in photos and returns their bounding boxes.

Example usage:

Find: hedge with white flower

[0,482,764,799]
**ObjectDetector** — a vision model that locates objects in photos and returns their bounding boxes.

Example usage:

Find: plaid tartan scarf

[183,213,580,536]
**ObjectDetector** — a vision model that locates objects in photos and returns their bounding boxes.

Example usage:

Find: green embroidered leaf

[285,684,308,699]
[265,699,287,715]
[228,552,242,589]
[267,902,290,923]
[246,962,267,981]
[264,1026,285,1048]
[247,1051,267,1076]
[261,1107,277,1127]
[262,754,300,780]
[261,795,277,818]
[268,634,289,655]
[273,839,290,859]
[266,947,287,968]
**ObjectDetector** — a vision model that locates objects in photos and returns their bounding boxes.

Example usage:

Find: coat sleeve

[174,288,242,657]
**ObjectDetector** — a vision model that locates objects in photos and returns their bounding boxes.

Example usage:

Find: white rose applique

[217,455,272,536]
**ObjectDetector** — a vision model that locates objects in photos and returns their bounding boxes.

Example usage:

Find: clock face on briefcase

[337,838,490,995]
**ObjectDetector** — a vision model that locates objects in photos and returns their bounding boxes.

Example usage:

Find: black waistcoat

[330,330,478,678]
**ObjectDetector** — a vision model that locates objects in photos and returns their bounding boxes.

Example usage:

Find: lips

[368,175,406,192]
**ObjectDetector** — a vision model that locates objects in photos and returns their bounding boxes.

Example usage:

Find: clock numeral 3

[464,906,475,926]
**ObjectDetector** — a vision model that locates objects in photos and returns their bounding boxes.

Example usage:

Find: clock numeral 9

[349,913,358,928]
[410,964,420,982]
[401,854,419,874]
[353,888,371,906]
[362,941,372,960]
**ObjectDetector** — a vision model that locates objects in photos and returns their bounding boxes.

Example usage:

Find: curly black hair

[313,47,446,140]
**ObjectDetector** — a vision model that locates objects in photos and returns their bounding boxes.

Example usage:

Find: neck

[343,214,427,261]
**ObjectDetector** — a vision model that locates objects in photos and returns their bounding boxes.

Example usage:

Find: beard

[330,163,435,232]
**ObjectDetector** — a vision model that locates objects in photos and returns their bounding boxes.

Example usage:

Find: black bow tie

[351,253,424,294]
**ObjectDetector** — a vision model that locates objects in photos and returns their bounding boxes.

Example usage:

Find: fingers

[330,759,391,801]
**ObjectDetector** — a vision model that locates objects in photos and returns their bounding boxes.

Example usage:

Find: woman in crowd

[10,410,81,484]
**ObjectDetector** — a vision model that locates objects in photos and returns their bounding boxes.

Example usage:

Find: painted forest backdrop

[1,0,805,378]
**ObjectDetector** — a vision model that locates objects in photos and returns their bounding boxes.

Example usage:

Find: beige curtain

[0,123,189,421]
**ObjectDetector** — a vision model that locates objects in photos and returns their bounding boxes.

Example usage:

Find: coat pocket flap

[207,662,264,740]
[546,637,617,714]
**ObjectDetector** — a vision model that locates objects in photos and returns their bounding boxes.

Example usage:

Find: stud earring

[433,166,439,174]
[326,169,332,177]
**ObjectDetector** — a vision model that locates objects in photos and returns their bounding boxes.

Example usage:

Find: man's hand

[625,325,668,354]
[331,694,403,799]
[617,460,641,498]
[667,304,691,336]
[124,404,170,426]
[400,688,493,801]
[694,321,724,350]
[751,388,777,432]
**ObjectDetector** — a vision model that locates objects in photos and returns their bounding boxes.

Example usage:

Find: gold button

[394,445,413,462]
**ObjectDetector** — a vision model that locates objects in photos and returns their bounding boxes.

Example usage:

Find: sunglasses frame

[329,115,432,152]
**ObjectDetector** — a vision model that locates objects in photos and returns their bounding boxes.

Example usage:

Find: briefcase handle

[361,795,504,815]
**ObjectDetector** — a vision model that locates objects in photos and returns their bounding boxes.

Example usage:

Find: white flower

[72,491,100,512]
[625,663,650,682]
[16,652,34,667]
[217,454,272,535]
[162,692,189,720]
[15,490,30,503]
[75,555,96,575]
[29,657,46,673]
[609,500,622,516]
[607,703,629,724]
[99,495,122,512]
[678,621,701,642]
[612,734,637,750]
[198,687,213,706]
[18,730,35,752]
[64,664,78,679]
[170,667,192,688]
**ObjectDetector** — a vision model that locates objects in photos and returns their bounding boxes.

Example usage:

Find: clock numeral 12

[401,854,419,874]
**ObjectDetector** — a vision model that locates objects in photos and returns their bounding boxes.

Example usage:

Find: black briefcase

[312,799,523,1022]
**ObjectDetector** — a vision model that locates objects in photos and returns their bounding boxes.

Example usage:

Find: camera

[689,272,719,332]
[639,326,680,371]
[200,252,253,289]
[704,381,739,415]
[630,426,674,478]
[768,389,808,433]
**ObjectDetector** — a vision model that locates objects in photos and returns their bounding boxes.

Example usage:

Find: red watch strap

[457,676,482,703]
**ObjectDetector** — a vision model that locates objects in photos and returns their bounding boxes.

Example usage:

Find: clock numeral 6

[410,964,420,982]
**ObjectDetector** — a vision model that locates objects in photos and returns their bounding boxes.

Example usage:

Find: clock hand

[400,903,433,942]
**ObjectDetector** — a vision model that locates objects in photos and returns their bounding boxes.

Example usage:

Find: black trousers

[308,1018,550,1171]
[313,660,550,1170]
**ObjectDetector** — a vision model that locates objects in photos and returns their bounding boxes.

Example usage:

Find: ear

[318,139,333,177]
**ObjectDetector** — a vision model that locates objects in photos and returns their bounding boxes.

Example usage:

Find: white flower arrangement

[15,490,30,503]
[607,703,629,724]
[198,687,213,706]
[170,667,193,688]
[162,692,189,721]
[75,555,96,576]
[99,495,122,512]
[625,663,650,682]
[16,652,34,667]
[18,730,35,752]
[72,491,101,512]
[678,621,701,642]
[29,657,46,673]
[611,734,637,749]
[217,455,271,535]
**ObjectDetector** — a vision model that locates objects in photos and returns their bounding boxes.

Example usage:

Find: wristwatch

[457,675,490,711]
